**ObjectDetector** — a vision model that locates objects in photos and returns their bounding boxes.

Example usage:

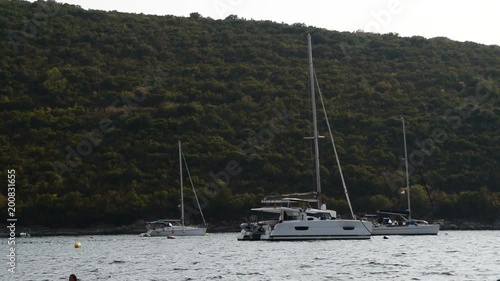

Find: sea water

[2,231,499,281]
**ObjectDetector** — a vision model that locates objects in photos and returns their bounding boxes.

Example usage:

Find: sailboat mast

[401,117,411,221]
[179,140,185,227]
[307,34,322,208]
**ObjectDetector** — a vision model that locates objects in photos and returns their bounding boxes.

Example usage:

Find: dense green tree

[0,0,498,227]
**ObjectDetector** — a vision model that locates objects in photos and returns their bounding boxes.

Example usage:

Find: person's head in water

[69,274,77,281]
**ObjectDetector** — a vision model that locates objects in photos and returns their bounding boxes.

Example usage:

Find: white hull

[371,224,439,236]
[260,220,372,241]
[142,226,206,237]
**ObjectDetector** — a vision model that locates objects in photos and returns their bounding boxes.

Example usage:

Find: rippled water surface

[3,231,499,280]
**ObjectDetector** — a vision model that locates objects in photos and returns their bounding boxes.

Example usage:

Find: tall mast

[179,140,185,228]
[308,34,322,208]
[401,117,411,220]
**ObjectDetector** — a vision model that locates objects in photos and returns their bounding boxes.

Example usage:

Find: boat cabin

[146,219,181,230]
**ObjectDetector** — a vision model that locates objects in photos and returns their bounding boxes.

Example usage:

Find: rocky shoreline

[438,220,500,231]
[1,222,240,238]
[3,220,499,237]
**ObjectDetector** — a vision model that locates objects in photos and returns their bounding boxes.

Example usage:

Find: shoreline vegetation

[3,220,500,237]
[1,1,499,229]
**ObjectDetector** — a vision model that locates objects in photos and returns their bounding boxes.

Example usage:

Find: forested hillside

[1,0,499,227]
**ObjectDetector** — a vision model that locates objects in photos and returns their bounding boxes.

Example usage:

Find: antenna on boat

[401,117,411,221]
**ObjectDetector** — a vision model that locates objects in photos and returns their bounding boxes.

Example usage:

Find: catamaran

[238,34,372,241]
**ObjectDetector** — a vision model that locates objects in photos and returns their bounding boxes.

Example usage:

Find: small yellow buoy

[74,242,82,248]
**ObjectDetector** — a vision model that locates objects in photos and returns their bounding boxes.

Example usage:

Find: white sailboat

[238,34,372,241]
[141,141,207,237]
[369,118,439,236]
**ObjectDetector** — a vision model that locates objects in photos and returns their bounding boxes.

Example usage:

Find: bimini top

[377,210,410,216]
[250,207,301,214]
[147,219,182,224]
[250,206,334,215]
[261,192,318,204]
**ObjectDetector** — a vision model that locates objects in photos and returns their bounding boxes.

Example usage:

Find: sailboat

[140,141,207,237]
[369,118,440,235]
[237,34,372,241]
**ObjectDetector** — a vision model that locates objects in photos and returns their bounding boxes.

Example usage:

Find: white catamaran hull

[260,220,372,240]
[143,226,206,237]
[371,224,439,236]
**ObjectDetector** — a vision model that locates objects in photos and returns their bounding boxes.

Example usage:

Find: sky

[50,0,499,46]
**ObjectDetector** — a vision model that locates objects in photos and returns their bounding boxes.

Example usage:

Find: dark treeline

[0,0,499,227]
